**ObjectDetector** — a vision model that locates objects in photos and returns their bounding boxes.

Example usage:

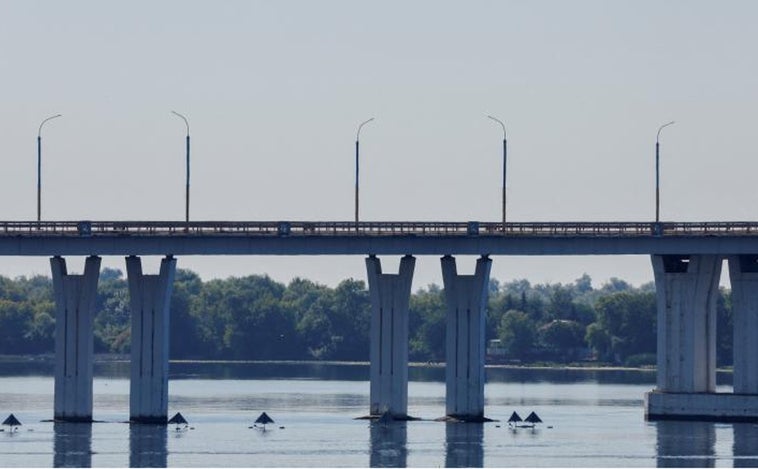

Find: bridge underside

[6,234,758,256]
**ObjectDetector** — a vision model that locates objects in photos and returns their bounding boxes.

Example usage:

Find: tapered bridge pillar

[52,256,101,422]
[441,255,492,421]
[653,254,720,393]
[127,255,176,424]
[646,254,722,420]
[729,255,758,394]
[366,255,415,419]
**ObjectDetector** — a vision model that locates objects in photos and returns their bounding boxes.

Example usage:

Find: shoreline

[0,354,712,372]
[0,353,732,373]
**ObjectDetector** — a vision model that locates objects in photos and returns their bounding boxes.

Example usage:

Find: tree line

[0,269,734,366]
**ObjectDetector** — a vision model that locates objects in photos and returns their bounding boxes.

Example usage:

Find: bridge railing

[2,221,758,237]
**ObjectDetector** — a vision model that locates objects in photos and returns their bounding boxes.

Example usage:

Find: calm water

[0,361,754,467]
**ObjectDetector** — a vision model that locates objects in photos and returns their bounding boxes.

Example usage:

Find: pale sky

[1,1,756,289]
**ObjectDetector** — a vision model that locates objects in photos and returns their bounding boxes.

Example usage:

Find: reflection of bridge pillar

[441,255,491,421]
[369,421,408,468]
[728,255,758,394]
[52,256,101,422]
[445,422,484,468]
[127,255,176,424]
[656,421,715,467]
[366,255,415,418]
[646,254,722,420]
[129,423,168,467]
[733,423,758,467]
[53,422,93,468]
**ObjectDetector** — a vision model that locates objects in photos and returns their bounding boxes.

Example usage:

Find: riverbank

[0,353,708,373]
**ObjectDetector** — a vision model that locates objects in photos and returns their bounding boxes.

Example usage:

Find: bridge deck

[1,221,758,256]
[3,220,758,237]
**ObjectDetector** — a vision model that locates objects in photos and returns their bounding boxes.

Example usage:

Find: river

[0,361,754,467]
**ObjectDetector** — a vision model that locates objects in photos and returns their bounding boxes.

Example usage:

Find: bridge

[6,219,758,423]
[4,220,758,255]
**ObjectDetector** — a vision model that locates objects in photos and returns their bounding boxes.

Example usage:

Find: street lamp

[172,111,190,223]
[355,117,374,227]
[37,114,62,222]
[487,115,507,230]
[655,121,675,223]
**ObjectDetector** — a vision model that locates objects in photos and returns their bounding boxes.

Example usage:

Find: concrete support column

[127,255,176,424]
[652,254,721,393]
[366,255,415,418]
[441,255,492,421]
[52,256,101,422]
[728,255,758,394]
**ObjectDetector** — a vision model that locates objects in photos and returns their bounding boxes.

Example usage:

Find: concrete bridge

[4,220,758,423]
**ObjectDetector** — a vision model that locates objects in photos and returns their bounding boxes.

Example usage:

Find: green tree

[590,290,656,363]
[0,299,37,354]
[94,268,130,353]
[497,310,536,360]
[716,288,732,367]
[285,278,335,359]
[329,279,370,360]
[171,269,205,359]
[409,285,446,361]
[539,319,586,360]
[585,322,612,361]
[195,275,299,360]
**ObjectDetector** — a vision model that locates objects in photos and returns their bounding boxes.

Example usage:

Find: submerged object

[524,412,543,424]
[507,411,523,425]
[255,412,274,425]
[253,412,275,431]
[2,414,21,431]
[168,412,188,425]
[168,412,188,430]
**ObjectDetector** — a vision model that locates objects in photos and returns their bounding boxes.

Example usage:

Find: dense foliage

[0,270,734,366]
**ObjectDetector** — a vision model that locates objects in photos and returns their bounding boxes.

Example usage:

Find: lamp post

[37,114,62,222]
[172,111,190,223]
[355,117,374,228]
[655,121,675,223]
[487,115,507,230]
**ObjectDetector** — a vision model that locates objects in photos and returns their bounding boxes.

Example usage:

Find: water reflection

[733,423,758,467]
[129,424,167,468]
[369,421,407,468]
[445,422,484,468]
[656,421,715,467]
[53,422,92,468]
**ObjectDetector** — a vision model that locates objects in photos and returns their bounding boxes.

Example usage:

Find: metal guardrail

[1,221,758,237]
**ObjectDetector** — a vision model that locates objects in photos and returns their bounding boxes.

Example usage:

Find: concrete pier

[728,255,758,394]
[366,255,415,418]
[127,255,176,424]
[52,256,101,422]
[441,255,492,421]
[646,254,722,420]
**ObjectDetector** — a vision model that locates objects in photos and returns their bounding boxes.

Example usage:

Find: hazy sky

[1,1,757,289]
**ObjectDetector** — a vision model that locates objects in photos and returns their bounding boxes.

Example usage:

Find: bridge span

[3,220,758,255]
[8,219,758,424]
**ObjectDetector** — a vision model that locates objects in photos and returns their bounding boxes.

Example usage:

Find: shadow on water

[129,424,167,468]
[733,423,758,467]
[444,422,484,468]
[53,422,92,468]
[369,421,407,468]
[656,421,715,467]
